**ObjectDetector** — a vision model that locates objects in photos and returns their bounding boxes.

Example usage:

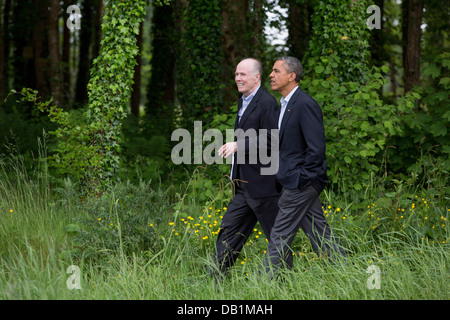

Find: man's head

[269,56,303,97]
[235,58,262,97]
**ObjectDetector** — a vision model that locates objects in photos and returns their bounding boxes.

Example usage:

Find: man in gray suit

[261,56,346,278]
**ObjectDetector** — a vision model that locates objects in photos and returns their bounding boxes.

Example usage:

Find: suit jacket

[276,87,328,194]
[231,86,280,199]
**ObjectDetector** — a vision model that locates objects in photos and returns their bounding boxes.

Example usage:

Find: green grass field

[0,155,448,300]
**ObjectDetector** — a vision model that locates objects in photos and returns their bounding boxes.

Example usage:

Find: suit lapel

[236,87,263,129]
[234,98,243,130]
[279,88,300,140]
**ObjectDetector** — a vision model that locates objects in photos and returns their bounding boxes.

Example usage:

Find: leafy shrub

[7,1,148,196]
[9,88,105,188]
[63,181,170,262]
[301,67,419,193]
[299,0,422,193]
[390,52,450,187]
[0,96,56,166]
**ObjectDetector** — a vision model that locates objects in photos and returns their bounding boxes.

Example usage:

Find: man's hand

[218,142,237,158]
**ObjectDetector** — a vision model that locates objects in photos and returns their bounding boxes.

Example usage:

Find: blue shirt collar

[280,86,298,106]
[242,85,261,102]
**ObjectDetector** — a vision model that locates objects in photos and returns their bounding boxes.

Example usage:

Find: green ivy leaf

[315,65,325,74]
[439,77,450,88]
[429,122,447,137]
[423,63,440,79]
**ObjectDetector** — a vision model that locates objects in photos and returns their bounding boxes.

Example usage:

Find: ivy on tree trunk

[84,0,147,195]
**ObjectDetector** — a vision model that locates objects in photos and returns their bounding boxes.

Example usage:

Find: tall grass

[0,144,448,300]
[1,223,447,300]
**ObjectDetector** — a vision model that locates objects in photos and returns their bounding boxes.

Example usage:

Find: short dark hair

[277,56,303,82]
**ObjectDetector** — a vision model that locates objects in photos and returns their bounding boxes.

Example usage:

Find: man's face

[269,60,294,93]
[235,60,260,97]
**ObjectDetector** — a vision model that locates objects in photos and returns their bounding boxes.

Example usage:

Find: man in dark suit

[262,56,345,278]
[210,58,280,278]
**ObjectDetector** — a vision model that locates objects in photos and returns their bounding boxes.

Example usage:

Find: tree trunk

[12,0,33,90]
[221,0,249,68]
[402,0,424,93]
[48,0,63,106]
[221,0,249,105]
[145,3,176,136]
[389,59,397,97]
[252,0,264,58]
[0,0,4,100]
[33,0,49,99]
[92,0,104,60]
[130,22,143,117]
[62,0,72,107]
[369,0,387,67]
[286,0,313,61]
[147,4,176,108]
[74,0,94,108]
[2,0,11,96]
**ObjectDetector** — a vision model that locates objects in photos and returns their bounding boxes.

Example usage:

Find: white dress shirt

[278,86,298,129]
[231,85,261,180]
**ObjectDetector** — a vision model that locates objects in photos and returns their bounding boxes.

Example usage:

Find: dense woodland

[0,0,448,300]
[0,1,448,191]
[0,0,448,191]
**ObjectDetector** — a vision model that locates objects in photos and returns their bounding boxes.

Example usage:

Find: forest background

[0,0,448,300]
